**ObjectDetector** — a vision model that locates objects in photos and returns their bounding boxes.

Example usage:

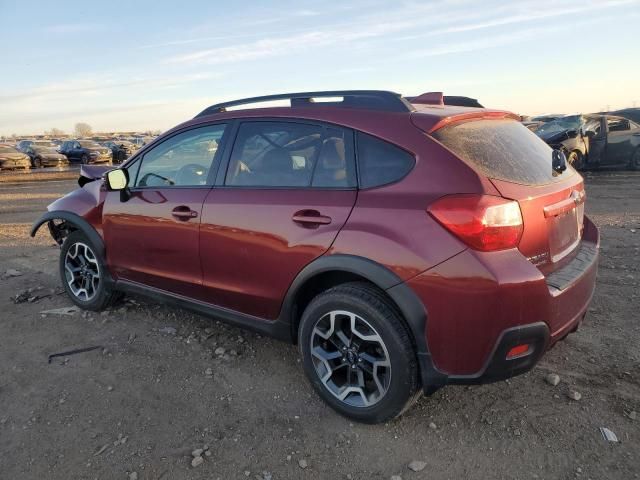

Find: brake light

[428,195,523,251]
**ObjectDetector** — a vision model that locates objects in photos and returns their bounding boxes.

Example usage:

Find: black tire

[298,282,420,424]
[567,150,584,170]
[34,157,43,168]
[81,154,89,164]
[59,231,117,311]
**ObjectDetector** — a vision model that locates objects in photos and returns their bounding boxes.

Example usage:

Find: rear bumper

[405,215,599,388]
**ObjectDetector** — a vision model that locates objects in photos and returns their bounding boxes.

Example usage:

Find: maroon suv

[32,90,599,423]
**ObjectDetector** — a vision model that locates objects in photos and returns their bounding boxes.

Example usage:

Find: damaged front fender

[30,211,106,258]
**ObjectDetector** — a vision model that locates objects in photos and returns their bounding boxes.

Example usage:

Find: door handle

[292,209,332,226]
[171,206,198,220]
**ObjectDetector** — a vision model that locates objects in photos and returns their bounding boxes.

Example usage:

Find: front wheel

[298,282,420,424]
[59,231,117,311]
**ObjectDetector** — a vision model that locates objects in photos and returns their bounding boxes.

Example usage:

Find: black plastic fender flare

[279,254,447,390]
[30,211,106,259]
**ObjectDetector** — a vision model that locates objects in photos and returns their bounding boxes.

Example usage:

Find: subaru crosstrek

[31,90,599,423]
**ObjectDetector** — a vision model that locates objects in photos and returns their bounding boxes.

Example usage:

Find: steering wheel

[175,163,208,185]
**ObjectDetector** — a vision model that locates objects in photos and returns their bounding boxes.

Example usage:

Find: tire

[81,154,89,164]
[34,157,43,168]
[59,231,117,311]
[298,282,420,424]
[567,150,584,170]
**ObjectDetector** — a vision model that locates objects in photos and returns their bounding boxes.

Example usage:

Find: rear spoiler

[413,110,521,134]
[405,92,485,108]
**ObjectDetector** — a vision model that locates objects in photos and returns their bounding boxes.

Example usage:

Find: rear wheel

[298,282,420,423]
[34,157,43,168]
[81,154,89,164]
[59,231,117,311]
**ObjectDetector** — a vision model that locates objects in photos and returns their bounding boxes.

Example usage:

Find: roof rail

[195,90,414,117]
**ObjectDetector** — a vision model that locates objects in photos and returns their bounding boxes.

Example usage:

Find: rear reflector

[506,344,531,359]
[428,194,523,251]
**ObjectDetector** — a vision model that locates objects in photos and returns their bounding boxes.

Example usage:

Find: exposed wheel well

[290,271,413,349]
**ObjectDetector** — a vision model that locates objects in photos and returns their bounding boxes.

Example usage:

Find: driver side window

[134,124,226,188]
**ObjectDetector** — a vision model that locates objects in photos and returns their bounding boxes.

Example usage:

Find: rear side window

[356,132,415,188]
[433,119,576,185]
[225,121,355,188]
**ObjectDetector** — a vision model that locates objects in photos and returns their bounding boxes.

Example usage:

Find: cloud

[45,23,105,34]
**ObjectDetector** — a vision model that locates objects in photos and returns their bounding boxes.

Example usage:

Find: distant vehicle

[0,144,31,170]
[24,142,69,168]
[59,140,112,164]
[102,140,136,163]
[536,114,640,169]
[16,139,36,152]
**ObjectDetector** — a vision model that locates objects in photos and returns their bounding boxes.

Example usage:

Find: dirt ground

[0,171,638,480]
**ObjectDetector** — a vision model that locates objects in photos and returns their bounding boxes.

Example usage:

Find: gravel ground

[0,171,638,480]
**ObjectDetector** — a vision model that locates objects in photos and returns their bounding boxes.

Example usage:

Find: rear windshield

[433,119,576,185]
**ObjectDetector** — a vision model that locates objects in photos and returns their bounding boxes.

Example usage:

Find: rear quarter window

[433,119,576,185]
[356,132,415,188]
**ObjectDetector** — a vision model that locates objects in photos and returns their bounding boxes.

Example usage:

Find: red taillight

[428,194,523,251]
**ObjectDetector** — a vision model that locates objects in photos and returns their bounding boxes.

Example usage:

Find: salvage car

[0,144,31,170]
[31,90,599,423]
[24,141,69,168]
[102,140,136,163]
[537,114,640,169]
[59,140,112,164]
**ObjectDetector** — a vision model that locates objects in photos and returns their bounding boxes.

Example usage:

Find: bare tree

[74,122,92,138]
[47,127,65,136]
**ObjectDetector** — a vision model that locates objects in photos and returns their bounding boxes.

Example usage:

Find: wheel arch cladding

[281,254,440,388]
[31,211,105,259]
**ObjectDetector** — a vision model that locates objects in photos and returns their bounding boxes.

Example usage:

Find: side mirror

[105,168,131,201]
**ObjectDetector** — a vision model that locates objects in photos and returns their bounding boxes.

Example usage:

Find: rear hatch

[431,119,584,273]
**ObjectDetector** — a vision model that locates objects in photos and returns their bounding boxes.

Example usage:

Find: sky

[0,0,639,136]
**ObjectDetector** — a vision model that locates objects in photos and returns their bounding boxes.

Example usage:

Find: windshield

[433,119,576,186]
[536,115,583,138]
[79,141,102,148]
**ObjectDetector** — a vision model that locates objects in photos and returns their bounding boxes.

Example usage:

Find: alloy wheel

[64,242,100,301]
[309,310,392,408]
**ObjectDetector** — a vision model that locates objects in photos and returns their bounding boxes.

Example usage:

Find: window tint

[226,121,354,188]
[134,124,226,188]
[311,127,355,188]
[356,132,415,188]
[608,118,630,132]
[433,119,576,186]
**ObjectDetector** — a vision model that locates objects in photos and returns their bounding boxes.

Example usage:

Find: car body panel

[199,189,357,319]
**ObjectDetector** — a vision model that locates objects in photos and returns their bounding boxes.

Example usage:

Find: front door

[102,123,228,297]
[199,120,357,319]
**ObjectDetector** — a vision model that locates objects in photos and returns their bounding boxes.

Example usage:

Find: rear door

[432,119,584,274]
[199,120,357,319]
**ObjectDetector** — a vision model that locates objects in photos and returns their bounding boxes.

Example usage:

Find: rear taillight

[428,194,523,251]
